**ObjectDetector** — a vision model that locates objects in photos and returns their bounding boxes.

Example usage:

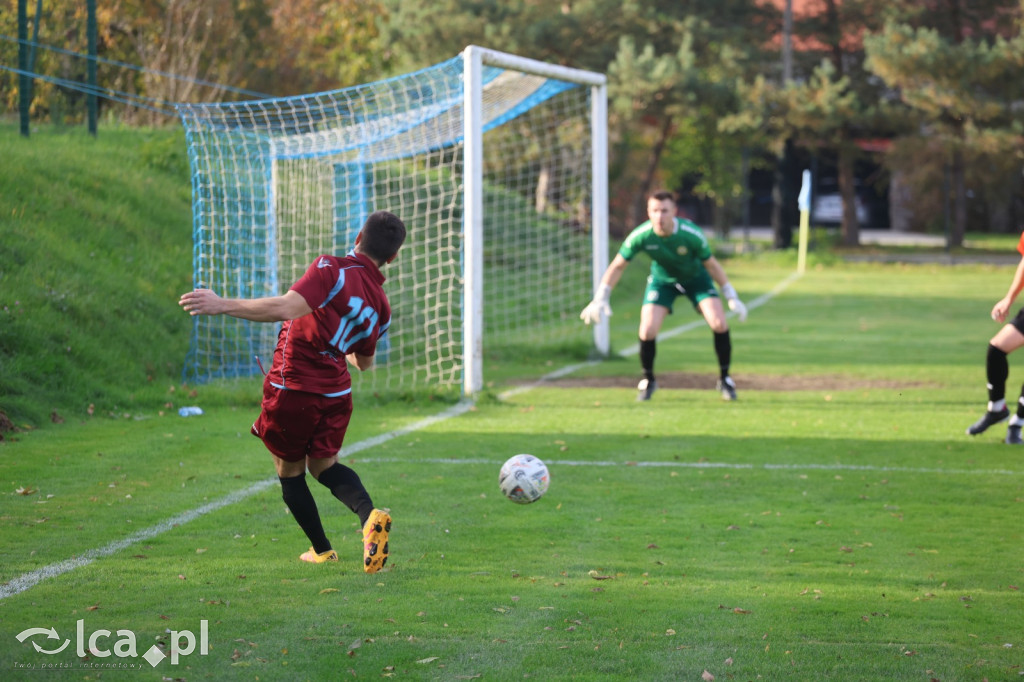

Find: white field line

[0,478,276,600]
[348,457,1023,477]
[0,400,476,601]
[1,272,802,600]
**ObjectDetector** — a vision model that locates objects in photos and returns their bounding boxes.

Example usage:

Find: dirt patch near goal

[538,372,932,392]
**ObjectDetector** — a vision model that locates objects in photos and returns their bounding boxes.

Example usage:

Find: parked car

[811,179,869,225]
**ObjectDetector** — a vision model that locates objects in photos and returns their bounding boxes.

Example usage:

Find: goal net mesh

[177,53,597,392]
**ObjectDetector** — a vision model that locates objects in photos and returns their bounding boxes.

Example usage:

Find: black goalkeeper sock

[316,462,375,528]
[986,343,1009,405]
[279,474,331,554]
[713,330,732,380]
[639,338,656,381]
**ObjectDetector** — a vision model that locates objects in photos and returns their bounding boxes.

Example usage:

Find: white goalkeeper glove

[580,284,613,325]
[721,283,748,322]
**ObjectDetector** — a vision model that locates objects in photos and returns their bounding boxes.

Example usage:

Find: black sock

[316,462,375,527]
[279,474,331,554]
[986,344,1008,404]
[713,330,731,380]
[1016,392,1024,420]
[639,339,656,381]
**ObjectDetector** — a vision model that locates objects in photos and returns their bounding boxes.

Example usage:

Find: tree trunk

[633,115,674,226]
[838,141,860,246]
[950,146,967,247]
[772,138,795,249]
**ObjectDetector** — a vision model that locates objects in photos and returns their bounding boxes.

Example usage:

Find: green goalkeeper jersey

[618,217,712,284]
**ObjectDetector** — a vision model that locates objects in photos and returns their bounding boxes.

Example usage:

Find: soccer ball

[498,454,549,504]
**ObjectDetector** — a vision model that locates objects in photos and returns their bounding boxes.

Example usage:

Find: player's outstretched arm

[179,289,312,322]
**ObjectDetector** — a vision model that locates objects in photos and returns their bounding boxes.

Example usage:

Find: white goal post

[178,46,609,395]
[462,46,609,393]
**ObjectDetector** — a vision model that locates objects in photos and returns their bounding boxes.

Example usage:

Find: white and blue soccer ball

[498,454,549,504]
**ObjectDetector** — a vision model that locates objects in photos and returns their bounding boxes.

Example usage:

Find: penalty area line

[354,457,1022,477]
[0,399,477,601]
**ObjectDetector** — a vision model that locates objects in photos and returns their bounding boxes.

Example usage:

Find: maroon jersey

[266,252,391,396]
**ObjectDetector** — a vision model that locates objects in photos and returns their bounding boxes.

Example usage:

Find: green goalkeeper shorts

[642,270,718,313]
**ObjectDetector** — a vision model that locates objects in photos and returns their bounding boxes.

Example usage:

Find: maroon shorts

[250,380,353,462]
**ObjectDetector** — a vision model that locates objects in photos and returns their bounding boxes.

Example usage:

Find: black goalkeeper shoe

[637,378,657,402]
[1006,423,1024,445]
[966,407,1010,435]
[716,376,737,402]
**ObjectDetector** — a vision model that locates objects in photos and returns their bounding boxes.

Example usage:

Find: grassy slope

[0,124,198,428]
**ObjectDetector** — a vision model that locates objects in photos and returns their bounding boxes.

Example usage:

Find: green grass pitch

[2,260,1023,681]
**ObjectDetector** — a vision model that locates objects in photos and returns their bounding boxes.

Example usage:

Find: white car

[811,184,870,225]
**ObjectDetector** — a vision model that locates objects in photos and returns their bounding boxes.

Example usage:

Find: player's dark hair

[358,211,407,264]
[650,190,677,203]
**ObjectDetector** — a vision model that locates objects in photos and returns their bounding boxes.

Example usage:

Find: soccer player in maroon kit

[179,210,406,572]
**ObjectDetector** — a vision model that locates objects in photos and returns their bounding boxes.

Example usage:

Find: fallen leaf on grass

[702,670,715,681]
[588,570,613,580]
[416,657,439,664]
[718,604,751,614]
[320,588,340,595]
[15,486,37,496]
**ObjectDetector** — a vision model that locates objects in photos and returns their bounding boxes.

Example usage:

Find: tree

[723,0,901,247]
[865,5,1024,243]
[609,27,752,233]
[603,3,778,231]
[249,0,389,96]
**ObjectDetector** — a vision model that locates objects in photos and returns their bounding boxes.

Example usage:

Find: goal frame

[462,46,609,395]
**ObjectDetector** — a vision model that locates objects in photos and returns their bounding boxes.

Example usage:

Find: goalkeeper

[580,190,747,401]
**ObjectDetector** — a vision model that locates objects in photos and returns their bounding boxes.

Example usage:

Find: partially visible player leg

[311,458,389,572]
[699,296,736,401]
[275,458,337,563]
[307,396,391,572]
[1005,391,1024,444]
[312,459,374,527]
[637,302,669,401]
[255,386,338,562]
[969,322,1024,436]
